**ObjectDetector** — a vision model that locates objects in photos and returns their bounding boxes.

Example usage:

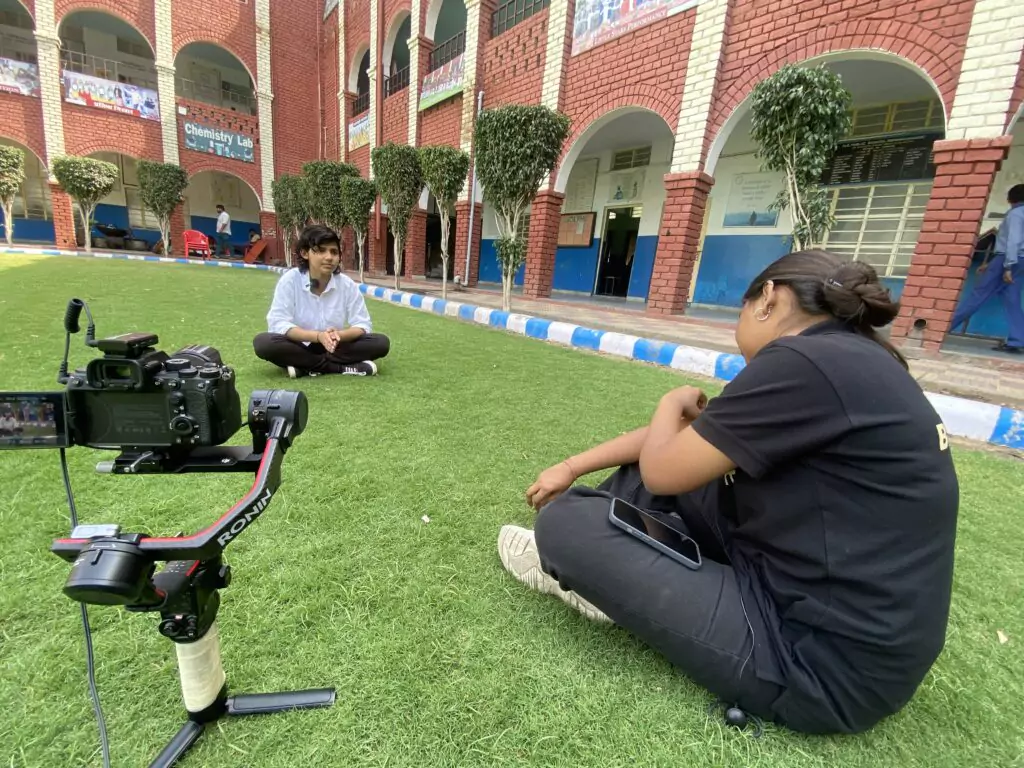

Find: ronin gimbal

[51,390,335,768]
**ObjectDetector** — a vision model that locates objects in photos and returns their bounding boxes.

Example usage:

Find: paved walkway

[362,274,1024,410]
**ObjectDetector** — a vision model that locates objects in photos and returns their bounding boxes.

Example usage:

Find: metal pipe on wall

[463,88,484,283]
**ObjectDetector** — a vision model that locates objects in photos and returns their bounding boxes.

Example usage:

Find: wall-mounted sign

[607,169,645,204]
[183,121,255,163]
[62,71,160,121]
[572,0,702,56]
[419,54,464,111]
[822,131,940,186]
[723,172,782,228]
[558,212,596,247]
[0,58,39,97]
[349,114,370,150]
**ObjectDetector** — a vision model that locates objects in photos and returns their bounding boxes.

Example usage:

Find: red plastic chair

[183,230,212,259]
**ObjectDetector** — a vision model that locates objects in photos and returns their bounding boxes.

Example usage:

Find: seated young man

[253,224,390,378]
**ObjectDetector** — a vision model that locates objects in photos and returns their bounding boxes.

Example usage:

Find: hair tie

[826,278,843,289]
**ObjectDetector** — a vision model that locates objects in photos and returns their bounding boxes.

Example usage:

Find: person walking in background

[215,204,232,258]
[950,184,1024,354]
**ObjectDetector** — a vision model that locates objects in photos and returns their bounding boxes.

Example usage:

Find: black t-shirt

[691,320,959,733]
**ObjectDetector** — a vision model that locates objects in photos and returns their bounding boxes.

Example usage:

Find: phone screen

[610,498,701,564]
[0,392,68,449]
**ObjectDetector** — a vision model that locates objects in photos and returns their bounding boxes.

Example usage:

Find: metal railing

[383,66,410,98]
[491,0,549,37]
[353,90,370,116]
[176,76,257,114]
[428,31,465,72]
[60,49,157,90]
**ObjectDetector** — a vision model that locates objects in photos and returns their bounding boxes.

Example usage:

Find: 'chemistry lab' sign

[183,121,255,163]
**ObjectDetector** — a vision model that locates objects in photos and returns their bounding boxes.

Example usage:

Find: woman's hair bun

[822,261,900,328]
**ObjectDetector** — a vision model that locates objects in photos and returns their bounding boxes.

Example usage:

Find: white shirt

[217,211,231,235]
[266,268,373,339]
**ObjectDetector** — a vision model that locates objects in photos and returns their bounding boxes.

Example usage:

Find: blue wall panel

[693,234,793,307]
[191,214,260,249]
[628,235,658,299]
[553,240,600,292]
[0,212,54,243]
[951,253,1020,340]
[479,239,524,285]
[93,204,161,247]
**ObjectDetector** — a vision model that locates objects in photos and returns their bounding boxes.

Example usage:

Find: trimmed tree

[371,142,423,290]
[137,160,188,256]
[302,160,359,232]
[475,104,570,311]
[52,155,119,252]
[0,145,25,246]
[418,144,469,299]
[339,175,377,283]
[272,174,310,267]
[750,63,852,251]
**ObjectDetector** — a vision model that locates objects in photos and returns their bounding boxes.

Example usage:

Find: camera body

[58,333,241,451]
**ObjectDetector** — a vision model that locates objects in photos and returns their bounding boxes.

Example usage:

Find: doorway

[595,206,640,298]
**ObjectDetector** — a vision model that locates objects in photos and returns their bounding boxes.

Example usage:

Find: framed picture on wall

[723,172,782,227]
[558,212,596,247]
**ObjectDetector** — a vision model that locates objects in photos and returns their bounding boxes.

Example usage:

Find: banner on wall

[349,114,370,150]
[723,173,782,228]
[572,0,702,56]
[0,58,40,97]
[419,54,464,111]
[183,121,255,163]
[62,71,160,121]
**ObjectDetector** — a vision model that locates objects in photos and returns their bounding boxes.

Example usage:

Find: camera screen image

[71,391,174,448]
[0,392,67,449]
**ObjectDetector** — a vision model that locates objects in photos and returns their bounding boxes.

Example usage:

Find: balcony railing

[176,77,257,114]
[60,50,156,90]
[428,31,465,72]
[383,66,410,98]
[353,90,370,116]
[491,0,549,37]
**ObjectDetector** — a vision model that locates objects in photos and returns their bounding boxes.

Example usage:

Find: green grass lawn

[1,256,1022,768]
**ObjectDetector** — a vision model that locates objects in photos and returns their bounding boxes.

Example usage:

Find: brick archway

[172,37,257,88]
[55,1,156,55]
[66,117,162,160]
[0,113,46,165]
[555,89,678,194]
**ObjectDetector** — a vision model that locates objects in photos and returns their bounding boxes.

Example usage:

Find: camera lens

[249,390,308,438]
[64,540,159,606]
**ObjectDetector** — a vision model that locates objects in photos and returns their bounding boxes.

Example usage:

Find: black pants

[253,332,390,373]
[534,463,785,721]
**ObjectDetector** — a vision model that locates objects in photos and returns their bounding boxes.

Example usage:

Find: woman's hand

[317,329,341,353]
[661,386,708,421]
[526,461,577,511]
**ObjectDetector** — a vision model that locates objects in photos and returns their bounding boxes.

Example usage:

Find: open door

[595,206,640,298]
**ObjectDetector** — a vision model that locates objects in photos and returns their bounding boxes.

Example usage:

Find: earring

[754,305,772,322]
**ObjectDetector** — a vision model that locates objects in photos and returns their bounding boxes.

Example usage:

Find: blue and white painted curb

[3,246,1021,450]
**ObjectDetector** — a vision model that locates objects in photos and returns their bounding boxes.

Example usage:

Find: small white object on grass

[997,630,1009,644]
[421,515,431,524]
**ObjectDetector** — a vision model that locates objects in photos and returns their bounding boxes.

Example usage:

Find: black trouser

[252,332,390,373]
[534,463,785,721]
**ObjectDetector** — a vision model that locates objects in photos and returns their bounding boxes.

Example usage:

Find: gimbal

[51,390,335,768]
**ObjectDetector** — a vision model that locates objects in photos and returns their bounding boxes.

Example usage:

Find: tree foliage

[418,145,469,299]
[371,142,423,290]
[339,175,377,283]
[52,155,119,252]
[749,64,852,250]
[0,145,25,246]
[474,104,570,310]
[137,160,188,256]
[302,160,359,232]
[272,174,310,267]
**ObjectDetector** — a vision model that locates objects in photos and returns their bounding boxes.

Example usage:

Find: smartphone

[0,392,69,449]
[609,497,702,570]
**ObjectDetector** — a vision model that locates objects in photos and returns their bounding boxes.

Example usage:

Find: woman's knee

[252,332,277,360]
[535,490,607,573]
[369,333,390,358]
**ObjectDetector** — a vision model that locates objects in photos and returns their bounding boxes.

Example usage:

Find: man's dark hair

[743,249,907,369]
[216,204,225,211]
[295,223,342,274]
[1008,185,1024,205]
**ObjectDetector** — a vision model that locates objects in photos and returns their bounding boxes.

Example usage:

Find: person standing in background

[215,204,232,258]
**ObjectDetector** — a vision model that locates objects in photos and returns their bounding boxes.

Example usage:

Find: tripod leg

[149,720,205,768]
[227,688,337,716]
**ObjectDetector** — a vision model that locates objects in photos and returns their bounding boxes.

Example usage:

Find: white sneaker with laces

[497,525,611,624]
[341,360,378,376]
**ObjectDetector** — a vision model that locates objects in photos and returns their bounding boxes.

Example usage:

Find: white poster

[607,169,645,204]
[723,172,783,227]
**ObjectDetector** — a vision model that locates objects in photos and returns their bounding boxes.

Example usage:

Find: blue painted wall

[94,204,162,247]
[553,241,600,292]
[628,235,658,299]
[693,234,794,306]
[0,212,54,243]
[191,214,261,249]
[950,252,1018,340]
[479,239,525,285]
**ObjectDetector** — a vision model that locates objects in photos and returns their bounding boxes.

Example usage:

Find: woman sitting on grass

[253,224,390,378]
[498,250,959,735]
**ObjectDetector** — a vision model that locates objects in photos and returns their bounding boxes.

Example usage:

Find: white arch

[554,106,672,194]
[189,169,263,211]
[705,49,947,176]
[175,41,256,88]
[424,0,443,42]
[58,9,155,59]
[348,44,370,93]
[382,10,411,74]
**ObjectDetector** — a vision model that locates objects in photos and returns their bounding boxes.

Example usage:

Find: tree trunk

[2,199,13,245]
[439,209,450,300]
[501,265,514,312]
[357,231,366,283]
[394,234,403,290]
[159,217,171,257]
[80,204,93,252]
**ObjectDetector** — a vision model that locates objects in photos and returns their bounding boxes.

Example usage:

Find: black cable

[61,448,112,768]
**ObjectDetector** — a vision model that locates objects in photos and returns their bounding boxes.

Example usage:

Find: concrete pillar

[407,0,424,144]
[338,0,347,156]
[256,0,275,211]
[647,172,714,315]
[369,0,380,164]
[33,0,65,168]
[454,200,482,285]
[406,209,428,276]
[154,0,178,164]
[523,190,564,298]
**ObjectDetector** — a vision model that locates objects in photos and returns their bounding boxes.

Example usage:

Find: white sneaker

[341,360,378,376]
[497,525,611,624]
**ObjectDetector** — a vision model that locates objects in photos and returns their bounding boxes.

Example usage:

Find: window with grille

[124,187,155,230]
[820,183,930,278]
[116,37,151,60]
[847,100,943,138]
[9,150,51,220]
[611,146,651,171]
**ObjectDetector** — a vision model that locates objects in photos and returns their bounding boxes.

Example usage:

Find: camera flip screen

[0,392,68,449]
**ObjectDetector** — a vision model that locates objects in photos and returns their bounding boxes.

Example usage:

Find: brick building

[1,0,1023,350]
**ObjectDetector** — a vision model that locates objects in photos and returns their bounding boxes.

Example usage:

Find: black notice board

[822,132,941,186]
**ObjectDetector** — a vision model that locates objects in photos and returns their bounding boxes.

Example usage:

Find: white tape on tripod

[176,620,227,713]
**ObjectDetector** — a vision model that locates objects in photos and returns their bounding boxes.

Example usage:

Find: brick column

[341,227,356,271]
[523,190,564,299]
[169,205,187,255]
[406,209,428,276]
[343,92,356,160]
[50,183,76,249]
[408,34,430,144]
[891,137,1012,350]
[258,211,282,265]
[647,172,714,315]
[370,214,389,274]
[454,200,482,285]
